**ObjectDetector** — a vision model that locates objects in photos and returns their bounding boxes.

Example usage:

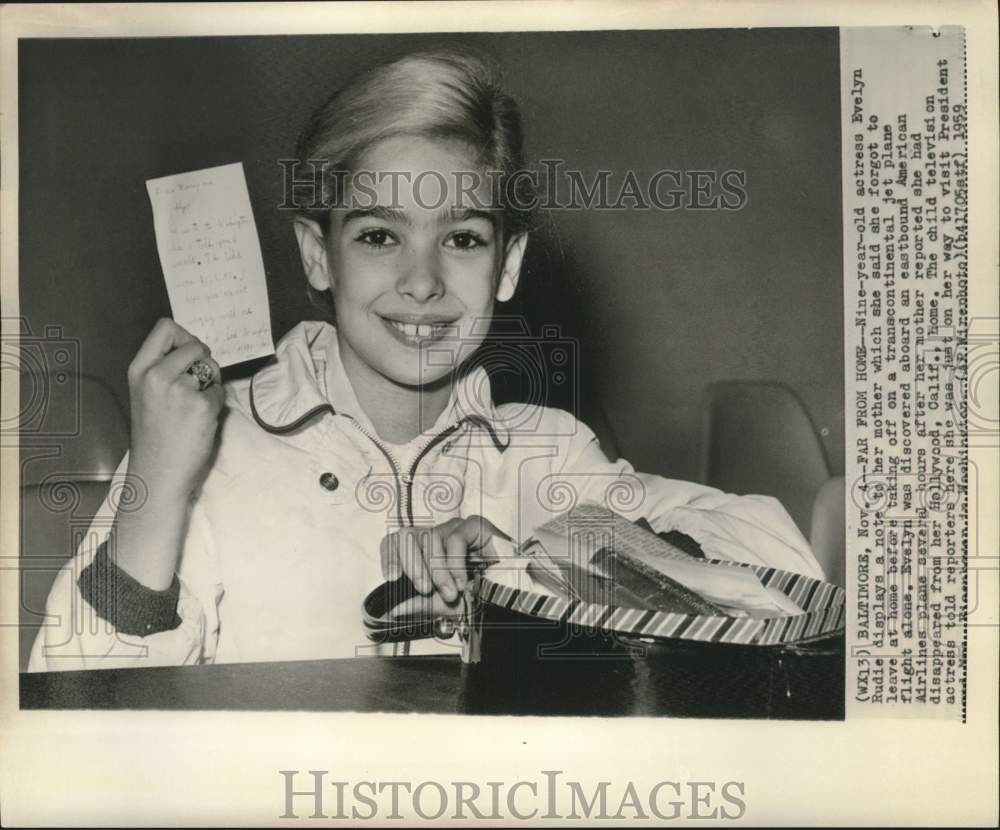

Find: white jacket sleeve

[554,416,825,579]
[27,454,223,672]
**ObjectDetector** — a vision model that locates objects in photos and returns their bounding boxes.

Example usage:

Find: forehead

[343,134,498,214]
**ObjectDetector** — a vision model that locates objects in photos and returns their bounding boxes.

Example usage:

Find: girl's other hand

[126,318,225,506]
[381,516,504,617]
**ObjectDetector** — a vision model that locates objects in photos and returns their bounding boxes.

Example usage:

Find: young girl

[29,48,824,671]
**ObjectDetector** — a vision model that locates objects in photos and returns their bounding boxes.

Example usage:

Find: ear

[293,216,332,292]
[495,233,527,303]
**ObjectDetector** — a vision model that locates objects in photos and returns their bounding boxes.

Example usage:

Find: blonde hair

[294,47,535,237]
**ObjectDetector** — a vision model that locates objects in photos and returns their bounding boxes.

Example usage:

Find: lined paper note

[147,163,274,367]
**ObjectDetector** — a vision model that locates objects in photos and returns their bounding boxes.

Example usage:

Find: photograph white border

[1,2,996,825]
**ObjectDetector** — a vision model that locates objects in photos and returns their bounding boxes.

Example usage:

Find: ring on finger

[186,359,215,391]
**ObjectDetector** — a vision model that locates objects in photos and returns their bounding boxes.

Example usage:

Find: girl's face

[295,135,526,391]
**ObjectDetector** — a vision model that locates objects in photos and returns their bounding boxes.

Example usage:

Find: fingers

[389,592,460,620]
[399,530,433,595]
[159,341,211,380]
[380,524,461,602]
[201,373,227,412]
[380,516,505,607]
[380,534,402,581]
[129,318,199,378]
[381,529,435,595]
[178,354,222,391]
[445,530,469,592]
[446,516,505,578]
[129,318,222,392]
[450,515,505,552]
[426,529,459,602]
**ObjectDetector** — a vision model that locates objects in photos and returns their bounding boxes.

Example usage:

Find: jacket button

[319,472,339,492]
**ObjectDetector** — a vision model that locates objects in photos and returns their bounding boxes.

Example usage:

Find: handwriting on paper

[147,163,274,367]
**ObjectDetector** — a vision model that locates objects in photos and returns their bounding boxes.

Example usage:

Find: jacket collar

[249,321,510,450]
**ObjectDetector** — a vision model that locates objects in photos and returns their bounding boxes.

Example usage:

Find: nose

[397,247,445,303]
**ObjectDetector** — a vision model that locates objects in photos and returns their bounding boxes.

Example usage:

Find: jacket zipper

[347,417,464,526]
[402,423,463,524]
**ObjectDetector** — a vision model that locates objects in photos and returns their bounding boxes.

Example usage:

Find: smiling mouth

[379,316,457,345]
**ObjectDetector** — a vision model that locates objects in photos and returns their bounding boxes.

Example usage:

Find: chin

[379,360,454,391]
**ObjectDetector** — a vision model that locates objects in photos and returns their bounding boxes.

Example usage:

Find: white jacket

[29,321,823,671]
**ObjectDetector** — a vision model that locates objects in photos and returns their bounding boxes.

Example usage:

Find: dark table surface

[21,656,465,713]
[20,641,844,719]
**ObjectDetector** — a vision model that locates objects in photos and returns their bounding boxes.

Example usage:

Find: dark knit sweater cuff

[78,540,182,636]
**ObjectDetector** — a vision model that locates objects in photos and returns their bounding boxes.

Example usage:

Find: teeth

[388,320,441,338]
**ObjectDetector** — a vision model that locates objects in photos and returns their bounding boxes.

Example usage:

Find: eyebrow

[341,205,409,225]
[340,206,499,228]
[448,207,499,228]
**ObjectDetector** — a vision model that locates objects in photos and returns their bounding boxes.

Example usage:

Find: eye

[355,228,398,249]
[445,231,489,251]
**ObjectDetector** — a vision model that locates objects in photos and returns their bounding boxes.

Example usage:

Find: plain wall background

[19,29,844,482]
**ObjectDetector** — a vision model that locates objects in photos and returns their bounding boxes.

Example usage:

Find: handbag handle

[361,574,470,644]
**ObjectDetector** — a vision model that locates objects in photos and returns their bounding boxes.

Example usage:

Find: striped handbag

[362,504,845,718]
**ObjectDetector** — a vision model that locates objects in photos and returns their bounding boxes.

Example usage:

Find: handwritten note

[146,163,274,367]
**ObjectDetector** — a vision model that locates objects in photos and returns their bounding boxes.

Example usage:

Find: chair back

[703,380,832,537]
[18,372,128,671]
[809,476,846,588]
